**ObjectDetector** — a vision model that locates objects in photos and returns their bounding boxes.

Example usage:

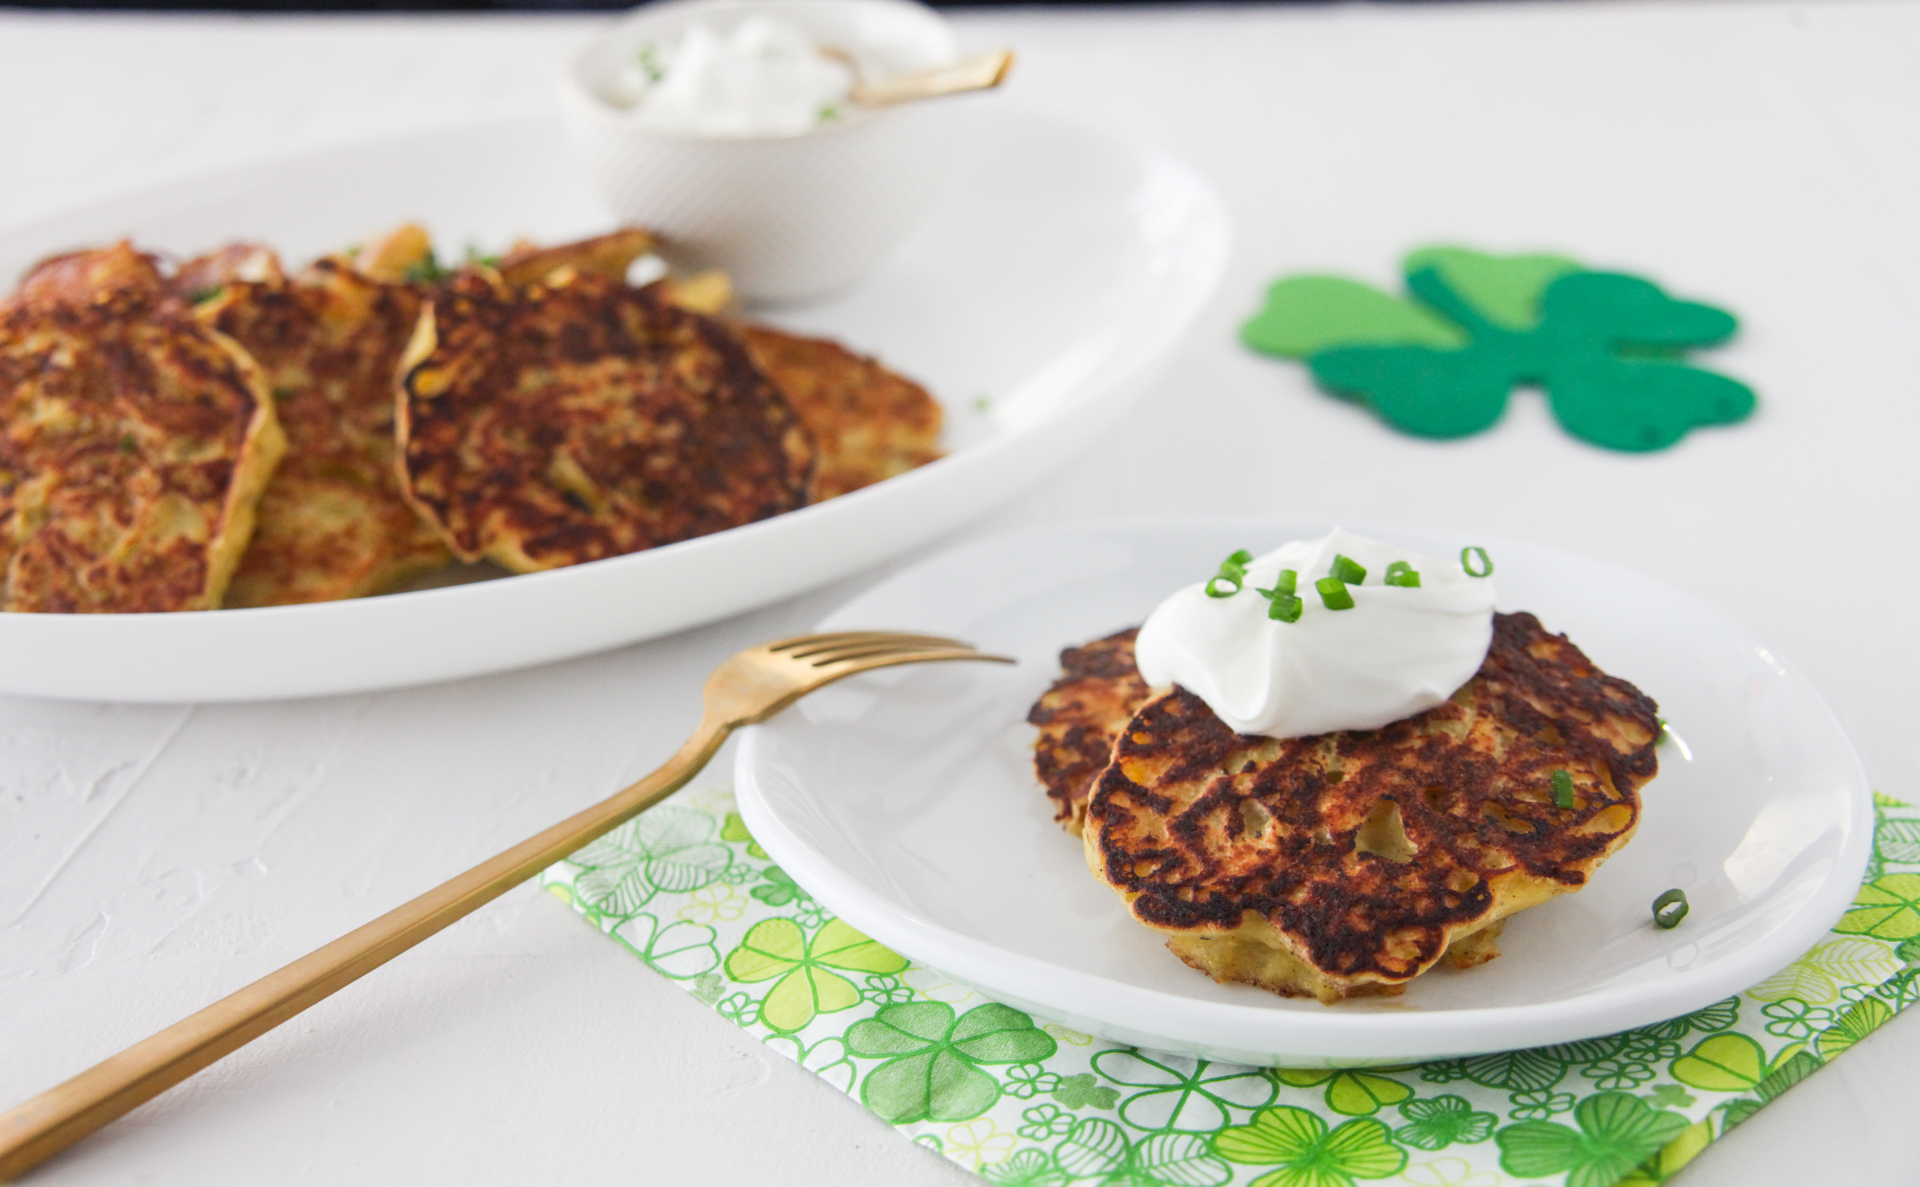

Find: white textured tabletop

[3,2,1918,1183]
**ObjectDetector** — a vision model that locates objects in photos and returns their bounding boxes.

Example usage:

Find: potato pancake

[0,243,284,612]
[1077,611,1658,1003]
[195,255,449,606]
[739,325,943,500]
[1028,627,1151,834]
[397,268,813,572]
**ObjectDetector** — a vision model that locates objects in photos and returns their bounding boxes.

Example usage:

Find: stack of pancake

[0,226,943,612]
[1029,612,1659,1004]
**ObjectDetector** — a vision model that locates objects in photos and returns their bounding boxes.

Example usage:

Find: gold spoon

[826,48,1015,108]
[0,631,1011,1180]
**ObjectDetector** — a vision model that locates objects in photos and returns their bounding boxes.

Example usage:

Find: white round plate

[0,110,1227,702]
[734,519,1873,1066]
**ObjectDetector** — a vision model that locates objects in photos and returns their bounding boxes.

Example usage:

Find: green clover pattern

[724,916,908,1033]
[847,1001,1057,1123]
[541,784,1920,1187]
[1215,1106,1407,1187]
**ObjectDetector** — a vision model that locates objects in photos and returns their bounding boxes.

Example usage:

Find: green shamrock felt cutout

[1240,247,1756,452]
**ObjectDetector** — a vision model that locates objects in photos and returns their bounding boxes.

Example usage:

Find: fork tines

[771,631,980,665]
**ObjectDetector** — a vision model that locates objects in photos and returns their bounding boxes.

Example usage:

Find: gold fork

[0,631,1010,1180]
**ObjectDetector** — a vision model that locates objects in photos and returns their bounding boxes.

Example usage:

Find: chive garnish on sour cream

[1384,561,1421,588]
[1329,554,1367,585]
[1461,546,1494,577]
[1315,576,1355,610]
[1205,549,1254,598]
[1255,569,1302,623]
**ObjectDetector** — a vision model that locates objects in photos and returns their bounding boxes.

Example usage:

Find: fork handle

[0,719,731,1181]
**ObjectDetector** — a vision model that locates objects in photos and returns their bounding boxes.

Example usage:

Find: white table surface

[3,1,1918,1182]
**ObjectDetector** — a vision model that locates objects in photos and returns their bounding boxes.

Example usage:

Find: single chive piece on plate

[1461,546,1494,577]
[1384,561,1421,588]
[1316,576,1354,610]
[1330,554,1367,585]
[1653,888,1690,929]
[1550,769,1575,808]
[1206,549,1254,598]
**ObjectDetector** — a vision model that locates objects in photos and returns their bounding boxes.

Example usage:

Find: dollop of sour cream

[1134,528,1498,739]
[610,17,857,138]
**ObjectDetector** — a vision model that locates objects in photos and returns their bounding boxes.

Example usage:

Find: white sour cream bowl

[1134,528,1499,739]
[561,0,965,303]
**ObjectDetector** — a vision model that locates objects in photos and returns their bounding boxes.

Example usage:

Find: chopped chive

[1551,769,1575,808]
[1206,549,1254,598]
[1461,546,1494,578]
[1316,576,1354,610]
[1384,561,1421,588]
[1329,554,1367,585]
[1254,568,1303,623]
[403,252,448,284]
[1653,888,1689,929]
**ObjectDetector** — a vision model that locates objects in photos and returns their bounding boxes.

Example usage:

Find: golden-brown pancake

[1079,611,1658,1003]
[739,325,943,501]
[396,268,814,573]
[0,242,284,612]
[194,254,450,606]
[1028,627,1152,834]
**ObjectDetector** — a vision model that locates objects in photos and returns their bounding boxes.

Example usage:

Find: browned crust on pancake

[738,325,943,501]
[0,243,284,612]
[196,256,450,606]
[1027,627,1152,833]
[1083,611,1658,999]
[396,269,814,573]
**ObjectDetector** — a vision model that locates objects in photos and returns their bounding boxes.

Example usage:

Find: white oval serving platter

[0,110,1228,702]
[734,519,1873,1066]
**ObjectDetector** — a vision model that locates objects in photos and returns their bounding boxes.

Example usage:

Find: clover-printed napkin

[540,787,1920,1187]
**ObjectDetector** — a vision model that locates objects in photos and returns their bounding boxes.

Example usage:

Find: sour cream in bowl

[562,0,967,303]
